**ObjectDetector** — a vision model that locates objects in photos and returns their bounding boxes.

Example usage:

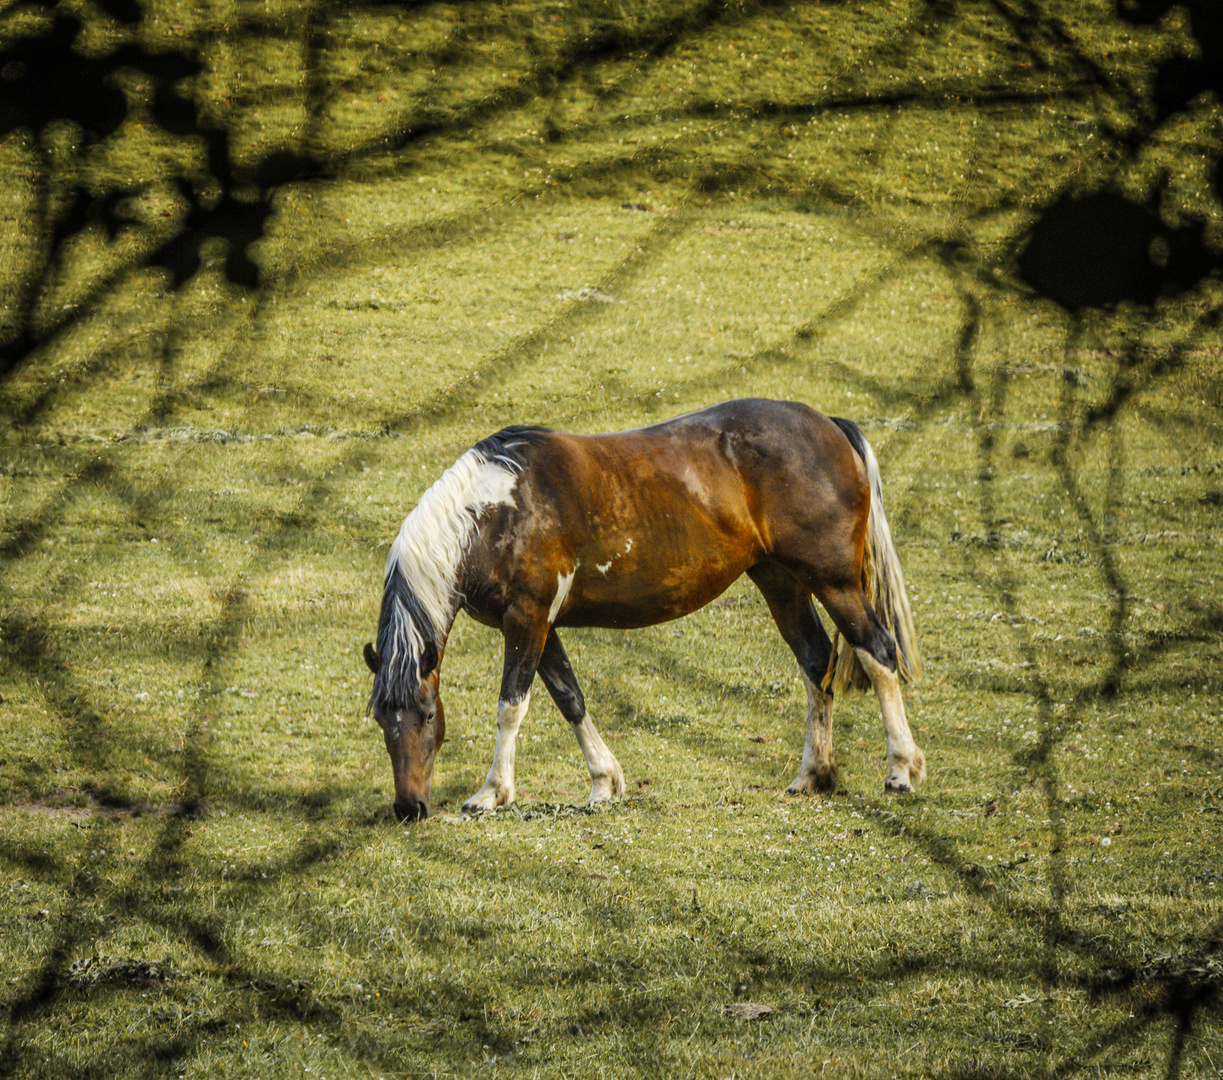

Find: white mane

[385,448,520,642]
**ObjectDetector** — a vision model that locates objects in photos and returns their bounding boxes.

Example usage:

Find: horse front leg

[462,608,549,814]
[462,695,531,813]
[537,629,624,805]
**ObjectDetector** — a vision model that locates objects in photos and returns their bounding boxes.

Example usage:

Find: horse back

[460,400,869,629]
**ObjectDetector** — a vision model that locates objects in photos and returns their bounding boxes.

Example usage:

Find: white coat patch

[548,566,577,623]
[682,465,711,504]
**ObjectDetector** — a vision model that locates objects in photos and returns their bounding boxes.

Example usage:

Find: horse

[363,398,923,822]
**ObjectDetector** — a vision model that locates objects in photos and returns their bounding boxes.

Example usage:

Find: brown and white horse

[364,399,923,822]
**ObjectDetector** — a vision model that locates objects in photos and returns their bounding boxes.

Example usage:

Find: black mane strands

[472,426,551,474]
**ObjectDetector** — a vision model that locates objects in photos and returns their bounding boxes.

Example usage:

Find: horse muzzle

[393,796,429,822]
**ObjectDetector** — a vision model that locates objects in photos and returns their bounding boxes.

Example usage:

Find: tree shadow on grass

[2,0,1222,1077]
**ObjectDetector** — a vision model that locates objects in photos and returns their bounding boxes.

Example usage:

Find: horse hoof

[785,780,835,797]
[787,765,837,796]
[589,770,625,804]
[884,781,912,795]
[462,793,502,814]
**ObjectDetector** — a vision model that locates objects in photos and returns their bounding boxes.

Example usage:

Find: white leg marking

[463,693,530,812]
[548,567,577,624]
[571,712,625,804]
[786,674,836,795]
[854,648,926,793]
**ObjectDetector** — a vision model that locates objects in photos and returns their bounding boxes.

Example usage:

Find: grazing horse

[364,399,923,822]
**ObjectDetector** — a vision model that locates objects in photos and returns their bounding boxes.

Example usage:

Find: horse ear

[420,642,439,679]
[363,643,382,674]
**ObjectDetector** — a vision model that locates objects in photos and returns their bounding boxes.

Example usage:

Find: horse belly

[560,520,756,629]
[500,426,766,629]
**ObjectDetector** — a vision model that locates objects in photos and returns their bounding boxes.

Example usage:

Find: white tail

[826,435,921,694]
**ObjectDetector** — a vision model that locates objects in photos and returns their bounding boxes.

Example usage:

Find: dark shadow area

[0,0,322,378]
[1017,188,1219,314]
[1119,0,1223,124]
[1015,0,1222,315]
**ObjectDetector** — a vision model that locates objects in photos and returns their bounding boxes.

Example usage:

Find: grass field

[2,1,1222,1077]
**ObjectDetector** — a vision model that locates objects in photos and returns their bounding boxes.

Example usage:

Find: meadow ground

[1,1,1221,1077]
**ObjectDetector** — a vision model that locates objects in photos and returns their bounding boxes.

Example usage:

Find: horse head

[364,641,446,822]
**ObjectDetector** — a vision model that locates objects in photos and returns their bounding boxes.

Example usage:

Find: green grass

[2,0,1222,1077]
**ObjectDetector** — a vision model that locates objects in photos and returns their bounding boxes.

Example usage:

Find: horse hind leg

[819,583,925,794]
[790,673,836,795]
[856,648,926,793]
[747,563,837,795]
[537,629,625,805]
